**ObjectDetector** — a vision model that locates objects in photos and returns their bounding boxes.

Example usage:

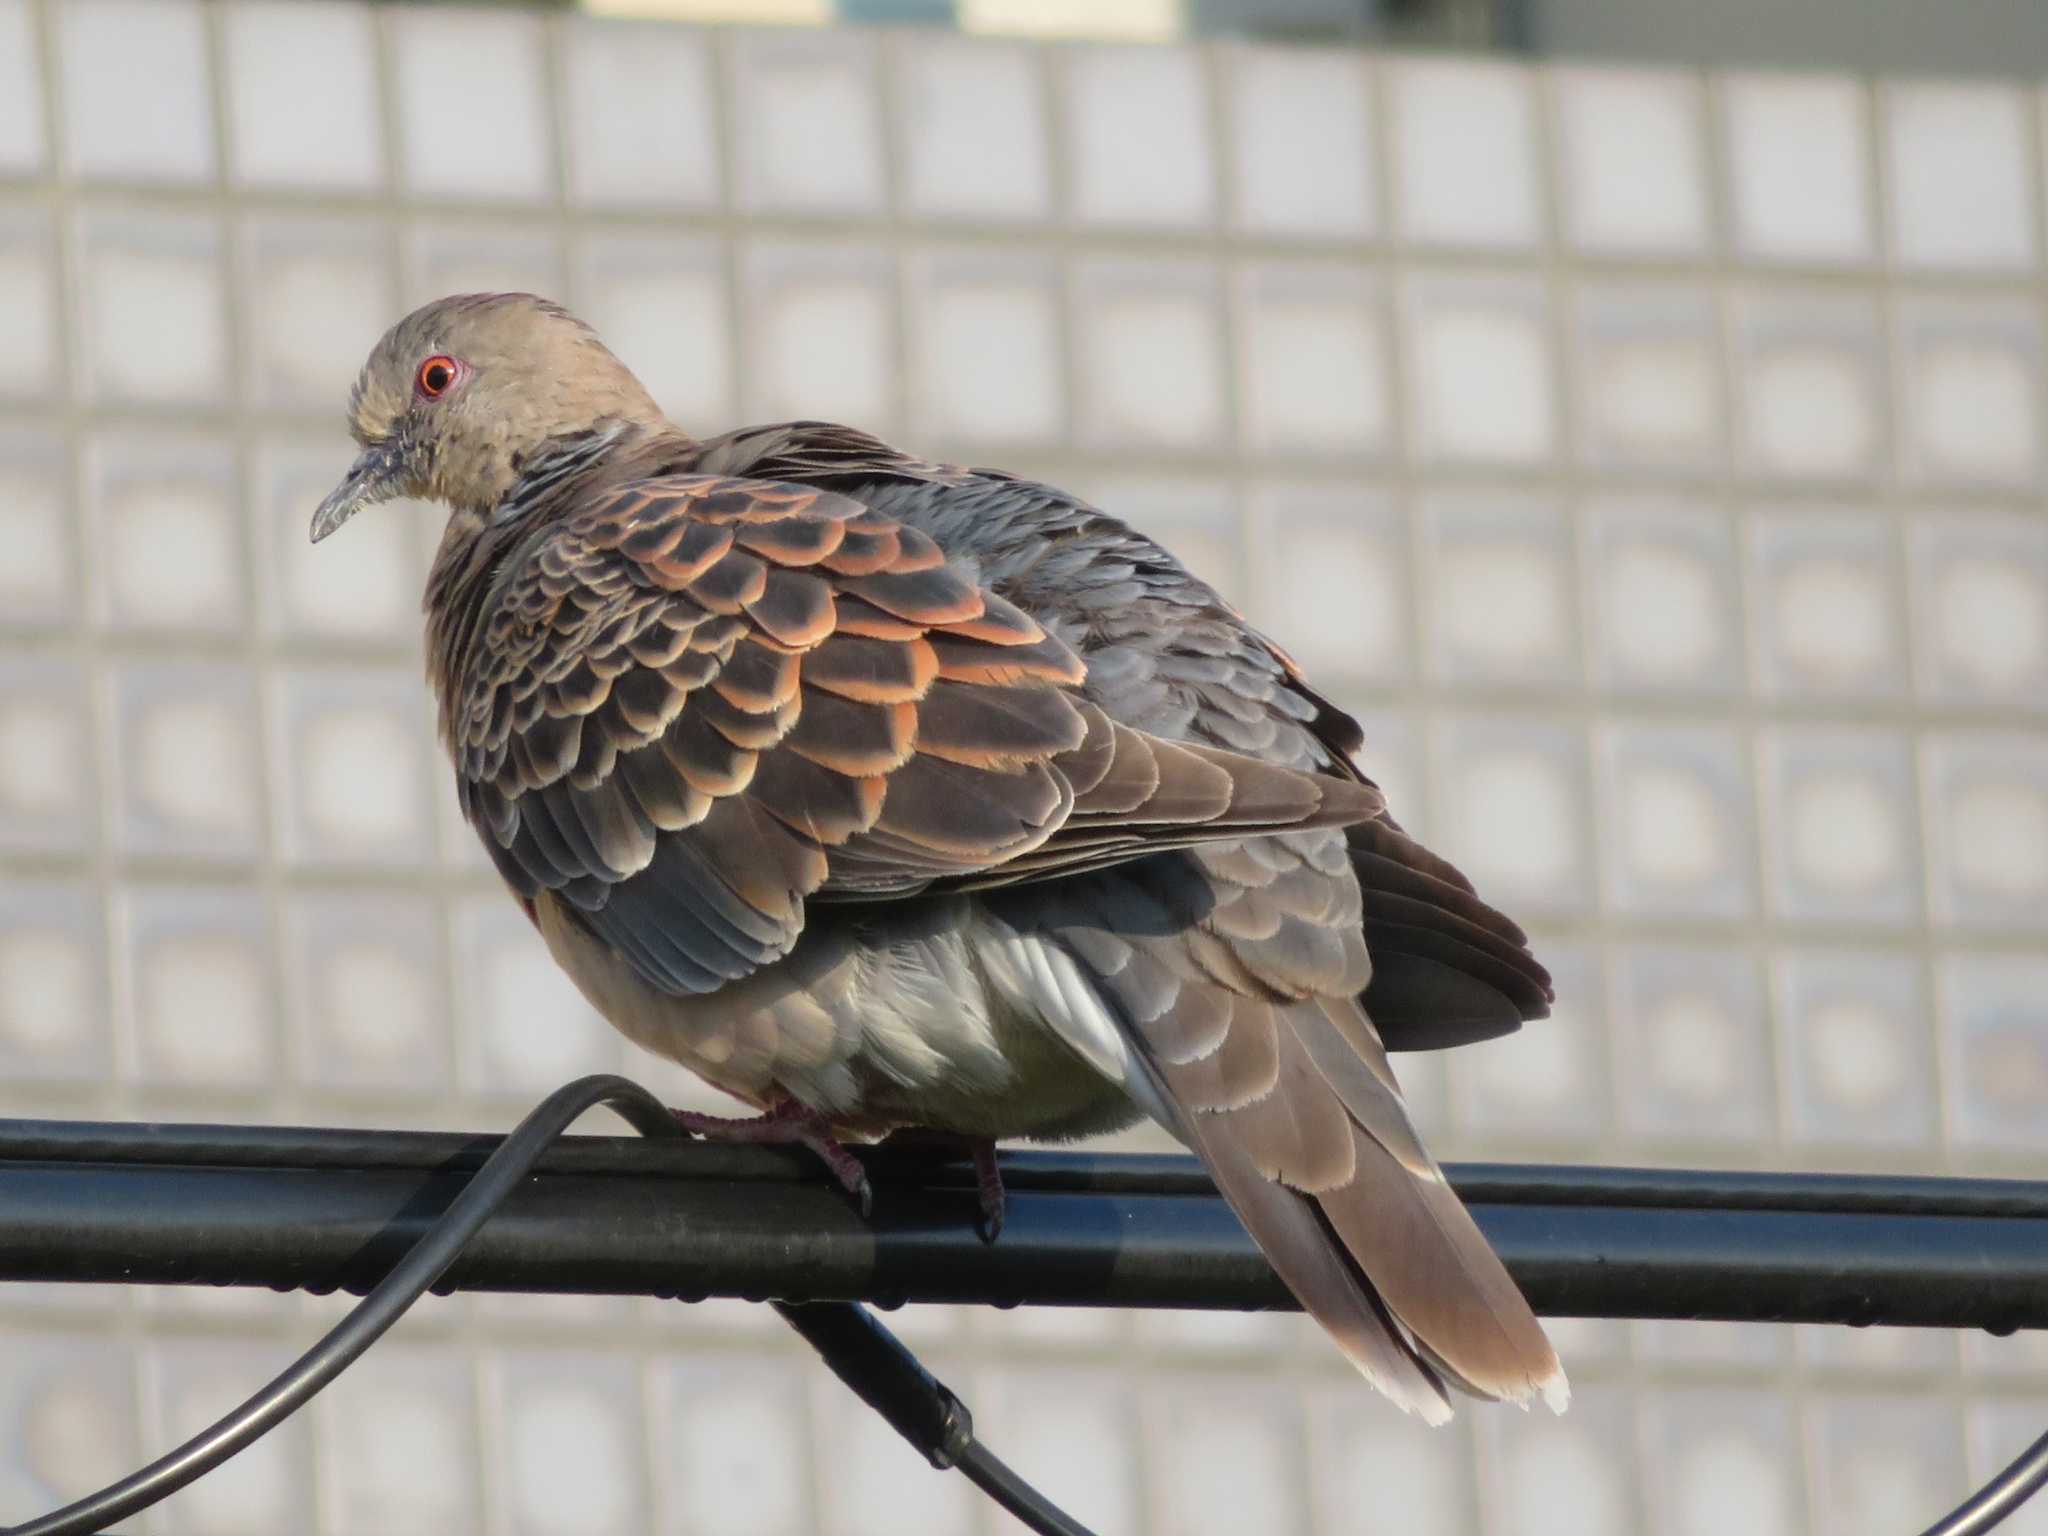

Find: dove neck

[422,419,694,745]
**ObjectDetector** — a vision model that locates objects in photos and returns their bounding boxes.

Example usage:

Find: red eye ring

[416,355,459,399]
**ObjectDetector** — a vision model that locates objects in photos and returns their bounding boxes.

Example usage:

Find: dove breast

[532,885,1150,1139]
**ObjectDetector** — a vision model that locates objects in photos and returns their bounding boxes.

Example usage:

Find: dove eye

[416,355,459,399]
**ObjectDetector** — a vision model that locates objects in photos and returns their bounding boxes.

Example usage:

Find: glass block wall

[2,2,2047,1533]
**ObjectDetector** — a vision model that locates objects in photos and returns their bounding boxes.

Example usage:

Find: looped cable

[0,1075,1095,1536]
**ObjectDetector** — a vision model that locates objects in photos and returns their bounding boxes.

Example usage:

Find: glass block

[651,1353,814,1536]
[0,881,108,1084]
[571,232,732,429]
[562,19,718,211]
[732,29,885,218]
[1598,721,1756,920]
[1798,1322,1955,1374]
[1584,497,1744,697]
[1613,945,1773,1145]
[1642,1388,1800,1536]
[1633,1317,1787,1368]
[0,657,94,856]
[1478,1385,1636,1536]
[1808,1394,1966,1536]
[1420,491,1576,687]
[813,1362,977,1536]
[1732,286,1885,483]
[1429,715,1594,918]
[1909,513,2048,709]
[391,8,554,205]
[1137,1306,1305,1357]
[83,432,243,634]
[1884,83,2035,271]
[0,430,73,625]
[1775,949,1935,1149]
[454,894,622,1101]
[1750,506,1905,700]
[1962,1325,2048,1380]
[0,1330,138,1523]
[150,1340,315,1535]
[1939,953,2048,1155]
[317,1342,478,1536]
[254,435,433,646]
[0,0,43,175]
[74,208,229,407]
[1572,281,1723,472]
[108,662,264,862]
[894,34,1051,223]
[1389,58,1541,250]
[120,884,274,1092]
[403,223,566,311]
[1249,484,1404,683]
[972,1366,1142,1536]
[1722,73,1874,266]
[240,215,396,416]
[1072,257,1227,453]
[1309,1381,1473,1535]
[1452,943,1608,1146]
[1064,44,1214,230]
[1758,727,1920,927]
[222,1,384,192]
[1144,1374,1307,1536]
[741,240,898,434]
[272,667,437,868]
[904,245,1063,449]
[1225,45,1375,240]
[490,1352,647,1536]
[1553,66,1710,257]
[1235,262,1388,460]
[284,889,449,1098]
[56,0,213,183]
[1541,1315,1629,1365]
[1402,273,1556,466]
[1895,296,2043,490]
[0,205,58,401]
[1923,732,2048,931]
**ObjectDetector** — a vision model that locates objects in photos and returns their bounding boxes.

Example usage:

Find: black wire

[1917,1428,2048,1536]
[957,1442,1102,1536]
[1,1074,2035,1536]
[0,1074,1095,1536]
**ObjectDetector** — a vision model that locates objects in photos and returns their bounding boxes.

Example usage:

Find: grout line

[4,19,2048,1536]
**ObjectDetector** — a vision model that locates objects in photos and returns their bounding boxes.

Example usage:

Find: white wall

[1,3,2045,1532]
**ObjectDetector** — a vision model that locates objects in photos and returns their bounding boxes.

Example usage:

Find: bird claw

[879,1130,1006,1244]
[971,1141,1006,1245]
[673,1101,873,1219]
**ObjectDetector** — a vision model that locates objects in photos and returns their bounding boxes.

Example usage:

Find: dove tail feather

[1133,986,1566,1419]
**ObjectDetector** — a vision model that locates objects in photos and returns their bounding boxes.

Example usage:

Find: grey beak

[310,441,405,543]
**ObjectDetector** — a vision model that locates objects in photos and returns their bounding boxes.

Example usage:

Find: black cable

[0,1082,2036,1536]
[957,1442,1102,1536]
[1917,1428,2048,1536]
[0,1075,1095,1536]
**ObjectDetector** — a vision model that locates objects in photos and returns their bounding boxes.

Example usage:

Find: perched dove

[314,293,1566,1421]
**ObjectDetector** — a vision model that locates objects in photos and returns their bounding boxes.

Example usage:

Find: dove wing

[450,472,1384,997]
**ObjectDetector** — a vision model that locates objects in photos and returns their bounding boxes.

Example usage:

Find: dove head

[311,293,666,542]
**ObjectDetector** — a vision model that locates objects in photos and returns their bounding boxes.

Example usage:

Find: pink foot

[673,1100,872,1217]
